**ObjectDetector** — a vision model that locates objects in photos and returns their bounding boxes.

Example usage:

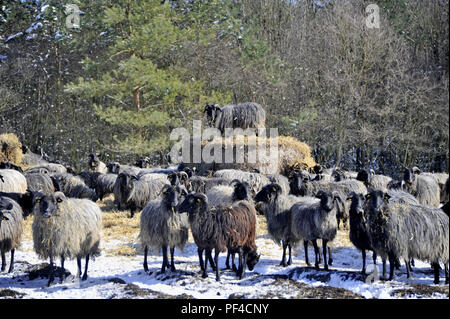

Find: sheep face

[0,197,13,221]
[356,169,371,185]
[161,185,180,210]
[177,193,208,216]
[232,180,250,201]
[364,190,390,214]
[204,103,220,127]
[332,169,346,182]
[348,193,366,218]
[33,192,66,218]
[315,190,339,212]
[288,171,304,196]
[135,157,150,168]
[107,162,120,174]
[88,153,100,169]
[254,183,282,203]
[246,249,260,271]
[403,167,421,187]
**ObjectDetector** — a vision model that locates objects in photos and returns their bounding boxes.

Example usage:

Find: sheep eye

[36,199,41,203]
[196,198,201,203]
[365,194,371,199]
[56,198,63,203]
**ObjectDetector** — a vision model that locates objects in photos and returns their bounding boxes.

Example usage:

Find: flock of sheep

[0,102,449,290]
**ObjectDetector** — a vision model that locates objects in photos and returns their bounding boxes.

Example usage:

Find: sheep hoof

[202,273,208,279]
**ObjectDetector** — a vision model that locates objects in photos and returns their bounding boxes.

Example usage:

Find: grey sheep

[268,174,290,195]
[113,172,167,217]
[422,172,449,203]
[213,169,270,195]
[185,176,232,194]
[139,185,189,273]
[0,169,27,193]
[356,169,392,192]
[24,172,55,194]
[402,167,440,207]
[51,173,98,202]
[364,190,449,284]
[0,196,23,273]
[32,192,102,286]
[26,163,67,174]
[254,183,303,267]
[290,190,342,270]
[204,102,266,134]
[95,173,118,201]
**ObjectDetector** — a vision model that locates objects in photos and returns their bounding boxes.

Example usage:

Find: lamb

[290,190,342,270]
[204,102,266,134]
[0,196,23,273]
[24,172,55,194]
[51,173,98,202]
[177,193,259,281]
[139,185,189,273]
[88,153,107,174]
[402,167,440,207]
[0,169,27,193]
[113,172,167,217]
[32,192,102,286]
[213,169,270,195]
[364,190,449,284]
[254,183,302,267]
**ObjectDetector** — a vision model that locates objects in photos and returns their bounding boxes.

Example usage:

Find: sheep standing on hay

[139,185,189,273]
[254,183,302,267]
[113,172,167,217]
[0,169,27,194]
[402,167,440,207]
[364,190,449,284]
[0,196,23,273]
[178,193,259,281]
[204,102,266,134]
[32,192,102,286]
[290,190,342,270]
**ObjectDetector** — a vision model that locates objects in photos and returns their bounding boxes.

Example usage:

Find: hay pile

[0,133,23,165]
[180,135,316,175]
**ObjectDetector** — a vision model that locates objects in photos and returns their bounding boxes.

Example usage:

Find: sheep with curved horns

[364,190,449,284]
[177,193,259,281]
[204,102,266,134]
[113,172,167,217]
[139,185,189,273]
[254,183,302,267]
[290,190,343,270]
[0,196,23,273]
[402,167,440,207]
[0,169,27,194]
[32,192,102,286]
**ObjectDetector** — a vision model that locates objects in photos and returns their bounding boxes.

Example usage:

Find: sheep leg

[361,249,367,275]
[7,249,14,273]
[287,244,292,266]
[237,247,245,279]
[82,255,89,281]
[312,240,320,269]
[143,246,149,272]
[76,257,82,279]
[197,248,205,272]
[202,249,210,278]
[322,239,329,271]
[328,246,333,266]
[225,251,231,269]
[1,251,5,272]
[445,264,448,285]
[432,262,440,285]
[280,241,288,267]
[405,259,413,279]
[214,249,220,282]
[161,245,168,273]
[170,246,176,272]
[59,255,66,283]
[304,241,311,267]
[207,250,216,271]
[388,252,396,281]
[48,257,55,287]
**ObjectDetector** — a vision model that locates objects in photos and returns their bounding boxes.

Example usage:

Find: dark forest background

[1,0,448,177]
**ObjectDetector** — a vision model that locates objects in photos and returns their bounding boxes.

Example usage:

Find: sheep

[422,173,449,203]
[95,173,117,201]
[32,192,102,286]
[135,157,151,168]
[51,173,98,202]
[356,169,392,192]
[88,153,107,174]
[267,174,290,195]
[177,193,259,281]
[24,172,55,194]
[0,169,27,193]
[0,161,24,172]
[254,183,303,267]
[441,177,449,204]
[185,176,232,194]
[364,190,449,284]
[290,190,342,270]
[0,191,34,218]
[213,169,270,195]
[139,185,189,273]
[26,163,67,174]
[402,167,440,207]
[113,172,167,217]
[204,102,266,134]
[0,196,23,273]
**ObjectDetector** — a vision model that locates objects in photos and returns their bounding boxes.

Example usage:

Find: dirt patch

[391,283,449,298]
[122,283,194,299]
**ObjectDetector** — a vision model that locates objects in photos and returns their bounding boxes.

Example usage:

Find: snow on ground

[1,213,448,299]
